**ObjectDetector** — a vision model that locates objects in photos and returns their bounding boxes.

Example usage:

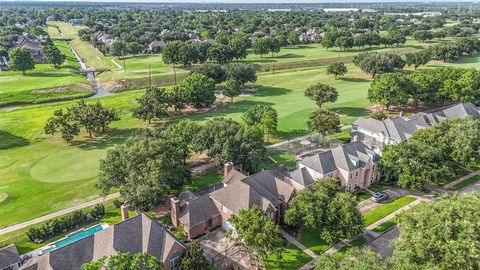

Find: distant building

[94,31,118,46]
[69,19,84,25]
[0,244,21,270]
[148,40,166,53]
[323,8,359,13]
[15,35,43,63]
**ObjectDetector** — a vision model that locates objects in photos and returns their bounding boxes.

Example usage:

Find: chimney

[224,162,234,177]
[120,205,129,221]
[399,111,404,117]
[170,197,180,228]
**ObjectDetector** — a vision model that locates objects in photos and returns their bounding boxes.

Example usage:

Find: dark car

[371,191,389,202]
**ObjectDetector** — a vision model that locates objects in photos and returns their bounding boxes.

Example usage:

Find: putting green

[30,148,106,183]
[0,192,8,204]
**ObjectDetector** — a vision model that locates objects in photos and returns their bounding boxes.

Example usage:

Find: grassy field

[48,21,107,70]
[0,39,89,105]
[363,196,416,227]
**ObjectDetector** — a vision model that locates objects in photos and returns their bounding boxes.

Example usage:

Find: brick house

[172,140,382,238]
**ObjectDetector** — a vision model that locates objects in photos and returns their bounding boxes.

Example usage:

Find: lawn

[363,196,417,227]
[371,218,397,233]
[0,39,89,105]
[0,200,135,255]
[298,227,337,255]
[451,175,480,191]
[335,235,368,255]
[183,173,223,193]
[262,243,312,270]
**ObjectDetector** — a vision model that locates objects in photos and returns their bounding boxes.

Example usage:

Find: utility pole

[173,62,177,85]
[148,64,152,88]
[122,50,126,73]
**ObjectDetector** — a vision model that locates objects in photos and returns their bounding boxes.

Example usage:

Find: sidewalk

[0,193,120,236]
[443,169,480,189]
[280,229,318,259]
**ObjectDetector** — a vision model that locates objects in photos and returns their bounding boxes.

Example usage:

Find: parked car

[371,191,389,202]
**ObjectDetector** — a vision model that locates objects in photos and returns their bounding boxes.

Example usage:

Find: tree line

[368,67,480,112]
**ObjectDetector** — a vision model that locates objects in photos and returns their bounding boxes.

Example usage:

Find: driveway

[358,187,427,214]
[199,229,254,270]
[367,227,399,259]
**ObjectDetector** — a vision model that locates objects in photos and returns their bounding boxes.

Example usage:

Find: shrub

[26,204,105,243]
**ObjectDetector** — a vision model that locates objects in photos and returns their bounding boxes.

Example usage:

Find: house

[69,19,84,25]
[0,244,21,270]
[352,103,480,150]
[20,214,186,270]
[15,36,43,63]
[288,140,381,191]
[172,140,381,238]
[148,40,166,53]
[0,56,8,71]
[171,164,295,239]
[94,32,119,46]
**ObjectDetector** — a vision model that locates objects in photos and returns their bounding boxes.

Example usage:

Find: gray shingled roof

[211,170,294,214]
[298,141,377,178]
[223,168,247,185]
[288,167,315,187]
[20,214,185,270]
[178,195,220,228]
[0,244,20,269]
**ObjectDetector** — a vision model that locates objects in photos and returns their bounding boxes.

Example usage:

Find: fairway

[48,21,108,70]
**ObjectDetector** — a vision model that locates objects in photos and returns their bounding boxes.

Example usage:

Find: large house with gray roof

[171,140,381,238]
[0,244,21,270]
[20,214,186,270]
[352,102,480,150]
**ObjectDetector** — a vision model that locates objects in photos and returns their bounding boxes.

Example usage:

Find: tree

[178,41,197,67]
[193,118,265,172]
[252,38,269,58]
[161,120,201,165]
[285,179,364,244]
[334,36,354,51]
[304,83,338,108]
[307,109,341,137]
[367,73,411,112]
[81,252,163,270]
[178,241,210,270]
[326,62,347,80]
[192,63,226,84]
[69,100,118,138]
[412,30,433,42]
[315,248,384,270]
[229,35,248,61]
[8,48,34,75]
[225,63,257,86]
[353,52,405,78]
[178,73,216,109]
[44,109,80,142]
[266,36,281,57]
[162,41,181,84]
[42,45,65,68]
[389,194,480,270]
[132,88,169,124]
[405,51,431,70]
[229,205,284,260]
[242,105,278,142]
[207,43,234,64]
[288,31,300,46]
[126,41,141,56]
[379,139,453,189]
[98,130,190,211]
[110,40,126,58]
[223,79,241,102]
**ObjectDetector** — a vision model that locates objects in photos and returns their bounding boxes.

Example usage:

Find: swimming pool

[41,223,108,254]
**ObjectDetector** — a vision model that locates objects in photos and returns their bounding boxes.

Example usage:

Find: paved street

[367,227,399,258]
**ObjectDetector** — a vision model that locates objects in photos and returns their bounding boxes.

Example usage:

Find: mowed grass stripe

[363,196,417,227]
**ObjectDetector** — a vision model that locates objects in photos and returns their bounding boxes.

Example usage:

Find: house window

[356,171,359,176]
[170,253,181,270]
[222,205,228,214]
